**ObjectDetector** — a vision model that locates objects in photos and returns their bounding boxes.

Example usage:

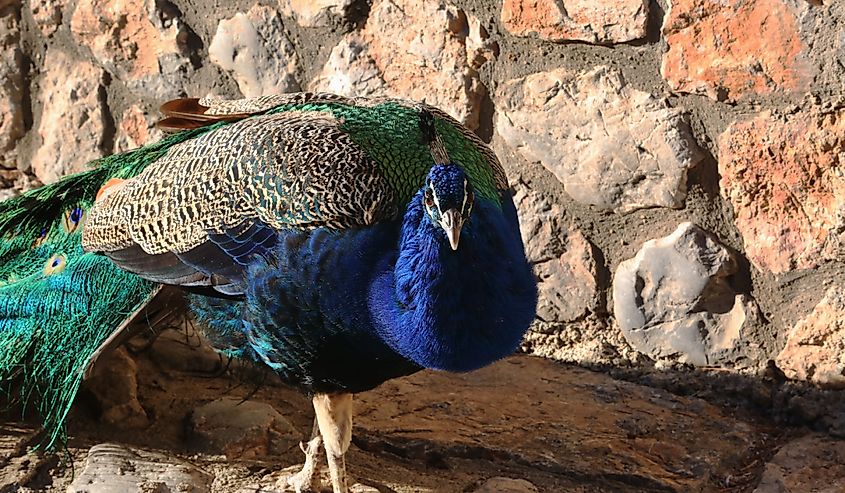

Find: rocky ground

[1,318,843,493]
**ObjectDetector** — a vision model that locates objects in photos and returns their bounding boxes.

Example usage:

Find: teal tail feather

[0,125,220,447]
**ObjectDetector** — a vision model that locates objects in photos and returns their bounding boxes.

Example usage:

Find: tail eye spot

[44,255,67,276]
[32,227,49,248]
[62,207,86,233]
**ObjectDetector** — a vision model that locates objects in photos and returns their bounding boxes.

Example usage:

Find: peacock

[0,93,537,493]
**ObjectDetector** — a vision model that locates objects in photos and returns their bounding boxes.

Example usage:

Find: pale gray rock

[312,37,385,97]
[496,66,702,213]
[84,347,149,428]
[29,0,63,37]
[0,10,24,168]
[67,443,213,493]
[613,222,765,367]
[776,285,845,389]
[466,12,498,71]
[514,187,597,323]
[514,187,612,366]
[70,0,196,100]
[189,398,300,460]
[753,434,845,493]
[310,0,490,130]
[149,325,224,375]
[30,48,105,183]
[279,0,354,27]
[474,477,539,493]
[114,104,165,153]
[209,5,300,98]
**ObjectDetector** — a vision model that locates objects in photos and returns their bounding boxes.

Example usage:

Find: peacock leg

[281,418,322,492]
[313,393,354,493]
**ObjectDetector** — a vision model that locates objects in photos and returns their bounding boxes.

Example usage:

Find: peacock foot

[275,393,353,493]
[277,434,323,492]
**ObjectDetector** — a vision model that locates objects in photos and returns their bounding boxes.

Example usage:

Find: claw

[278,434,323,492]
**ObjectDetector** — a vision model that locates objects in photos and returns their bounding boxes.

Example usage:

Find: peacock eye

[424,190,434,208]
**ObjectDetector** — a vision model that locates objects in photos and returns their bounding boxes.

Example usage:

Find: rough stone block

[718,107,845,274]
[83,347,149,428]
[474,477,539,493]
[310,0,491,130]
[68,443,212,493]
[115,104,164,153]
[70,0,196,100]
[189,398,299,460]
[209,5,300,98]
[501,0,648,44]
[29,0,63,37]
[279,0,354,27]
[662,0,811,101]
[496,66,702,212]
[613,222,765,367]
[31,48,105,184]
[0,10,24,168]
[776,285,845,389]
[753,434,845,493]
[515,187,597,323]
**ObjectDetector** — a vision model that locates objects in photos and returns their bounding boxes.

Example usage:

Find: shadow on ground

[0,320,843,492]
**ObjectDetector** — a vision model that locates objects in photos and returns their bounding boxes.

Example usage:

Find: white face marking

[461,178,468,214]
[429,182,441,212]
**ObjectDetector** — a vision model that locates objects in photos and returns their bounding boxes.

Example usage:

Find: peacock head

[422,164,474,251]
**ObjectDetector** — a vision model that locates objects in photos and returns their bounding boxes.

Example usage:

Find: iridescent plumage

[0,93,536,492]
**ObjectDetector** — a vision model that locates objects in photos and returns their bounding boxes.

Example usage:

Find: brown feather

[157,116,216,134]
[159,98,214,120]
[157,98,251,132]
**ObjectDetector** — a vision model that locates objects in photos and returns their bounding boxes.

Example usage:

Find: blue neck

[369,191,537,372]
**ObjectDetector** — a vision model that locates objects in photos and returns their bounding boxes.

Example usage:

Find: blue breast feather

[193,191,537,393]
[371,190,538,372]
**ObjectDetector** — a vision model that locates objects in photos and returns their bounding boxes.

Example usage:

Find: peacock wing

[83,98,401,295]
[160,93,509,194]
[85,93,509,296]
[0,123,235,445]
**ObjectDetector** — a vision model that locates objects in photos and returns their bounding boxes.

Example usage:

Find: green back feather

[0,125,218,446]
[266,101,501,205]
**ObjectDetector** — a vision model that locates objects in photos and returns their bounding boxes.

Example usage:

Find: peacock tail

[0,126,218,446]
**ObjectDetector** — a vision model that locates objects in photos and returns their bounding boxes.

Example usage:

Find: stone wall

[1,0,844,387]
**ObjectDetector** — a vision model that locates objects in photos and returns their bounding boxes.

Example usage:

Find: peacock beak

[440,208,463,250]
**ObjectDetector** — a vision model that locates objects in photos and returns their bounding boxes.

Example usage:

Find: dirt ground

[0,321,806,493]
